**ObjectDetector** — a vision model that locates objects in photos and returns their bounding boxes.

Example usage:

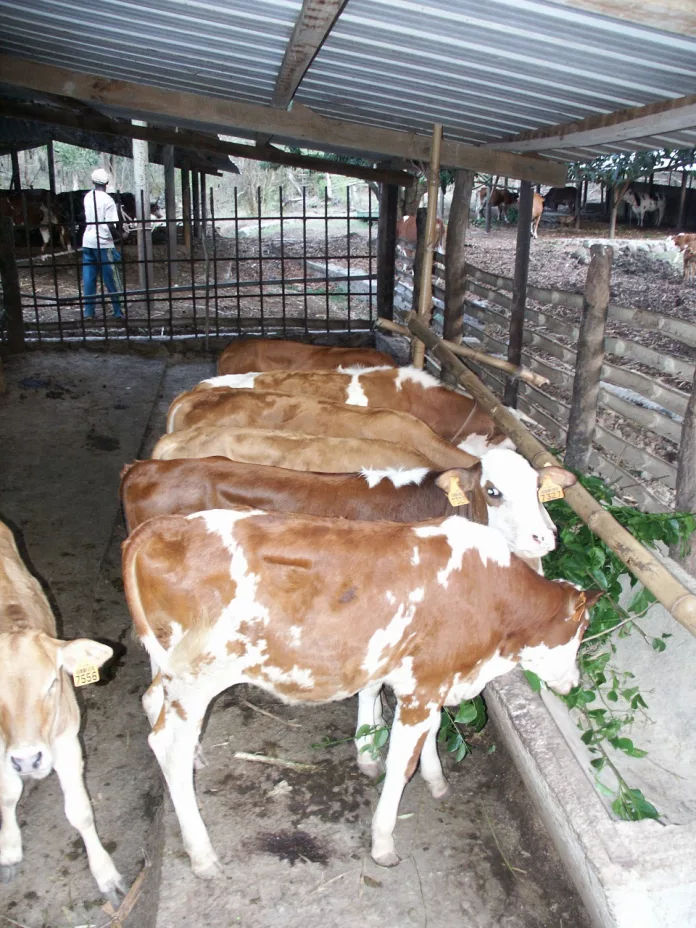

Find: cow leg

[355,683,385,778]
[52,732,125,905]
[148,688,220,879]
[418,713,449,798]
[0,764,24,882]
[142,670,164,726]
[371,703,439,868]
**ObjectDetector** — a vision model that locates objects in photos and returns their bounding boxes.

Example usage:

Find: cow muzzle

[8,745,52,780]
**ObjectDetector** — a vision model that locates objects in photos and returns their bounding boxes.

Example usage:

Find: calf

[123,508,599,875]
[151,425,439,472]
[166,389,477,470]
[531,192,545,239]
[218,338,394,375]
[477,187,519,222]
[0,521,123,902]
[193,366,512,454]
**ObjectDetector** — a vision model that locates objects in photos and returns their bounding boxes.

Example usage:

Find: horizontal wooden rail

[407,311,696,636]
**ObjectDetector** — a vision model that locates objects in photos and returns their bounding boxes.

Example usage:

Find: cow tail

[121,530,171,673]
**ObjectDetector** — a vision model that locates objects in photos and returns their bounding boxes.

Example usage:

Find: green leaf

[356,724,373,739]
[454,742,471,762]
[581,729,595,745]
[374,728,389,749]
[523,670,542,693]
[590,757,605,771]
[607,690,619,703]
[652,638,667,652]
[631,694,648,710]
[455,701,479,725]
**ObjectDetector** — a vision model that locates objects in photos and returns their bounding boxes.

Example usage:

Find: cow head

[0,632,113,780]
[516,586,602,693]
[435,450,576,560]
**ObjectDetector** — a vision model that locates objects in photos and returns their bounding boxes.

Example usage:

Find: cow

[531,192,545,239]
[669,232,696,252]
[123,507,599,875]
[166,389,479,470]
[55,190,165,249]
[542,187,578,213]
[621,188,666,227]
[151,426,445,473]
[0,520,124,903]
[0,189,69,252]
[477,187,519,222]
[683,242,696,283]
[218,338,394,375]
[395,214,446,251]
[191,366,512,456]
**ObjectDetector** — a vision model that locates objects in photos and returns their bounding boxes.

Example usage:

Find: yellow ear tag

[538,474,565,503]
[72,663,100,687]
[447,475,469,507]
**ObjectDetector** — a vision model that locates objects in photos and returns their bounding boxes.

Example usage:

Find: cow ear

[435,465,480,494]
[583,589,604,610]
[60,639,114,673]
[538,465,576,489]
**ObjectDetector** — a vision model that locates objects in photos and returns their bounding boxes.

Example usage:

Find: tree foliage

[568,147,696,188]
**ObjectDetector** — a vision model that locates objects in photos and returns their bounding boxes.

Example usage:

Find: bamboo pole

[406,310,696,638]
[375,317,548,386]
[412,122,443,369]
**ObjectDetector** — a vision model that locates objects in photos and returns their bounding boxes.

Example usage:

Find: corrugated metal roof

[0,0,695,164]
[294,0,696,160]
[0,0,302,105]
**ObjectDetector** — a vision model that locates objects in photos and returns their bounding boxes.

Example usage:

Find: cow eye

[487,487,502,499]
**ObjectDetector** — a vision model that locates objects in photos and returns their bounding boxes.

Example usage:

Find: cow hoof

[192,855,223,880]
[100,872,127,908]
[357,759,383,779]
[372,849,400,868]
[428,779,450,799]
[193,744,208,770]
[0,863,19,883]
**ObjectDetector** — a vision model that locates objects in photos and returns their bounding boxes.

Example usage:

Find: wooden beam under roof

[0,100,415,186]
[257,0,347,146]
[546,0,696,38]
[487,93,696,153]
[0,55,568,185]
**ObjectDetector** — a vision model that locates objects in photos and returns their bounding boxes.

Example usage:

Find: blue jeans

[82,247,123,317]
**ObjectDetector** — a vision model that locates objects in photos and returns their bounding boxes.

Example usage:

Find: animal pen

[0,184,379,344]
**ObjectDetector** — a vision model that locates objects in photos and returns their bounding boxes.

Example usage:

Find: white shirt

[82,189,119,249]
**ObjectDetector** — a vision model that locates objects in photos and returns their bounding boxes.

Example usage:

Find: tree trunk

[443,169,474,345]
[565,244,614,471]
[504,181,533,407]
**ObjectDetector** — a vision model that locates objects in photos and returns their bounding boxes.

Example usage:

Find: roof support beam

[257,0,347,146]
[1,100,414,186]
[546,1,696,38]
[0,55,567,185]
[488,93,696,153]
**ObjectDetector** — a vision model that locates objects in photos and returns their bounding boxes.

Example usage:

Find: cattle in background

[531,192,545,239]
[193,366,513,455]
[0,189,68,252]
[683,242,696,282]
[123,507,599,875]
[0,521,124,903]
[669,232,696,252]
[477,187,519,222]
[218,338,394,375]
[621,187,666,227]
[395,214,446,251]
[55,190,165,248]
[542,186,578,213]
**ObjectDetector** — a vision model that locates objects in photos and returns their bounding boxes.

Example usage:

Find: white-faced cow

[123,507,599,875]
[0,521,124,903]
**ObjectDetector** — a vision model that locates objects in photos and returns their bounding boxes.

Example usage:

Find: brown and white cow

[477,187,519,222]
[218,338,394,375]
[152,425,444,473]
[166,389,479,470]
[531,192,545,239]
[684,242,696,283]
[395,214,446,251]
[0,521,124,903]
[123,507,598,875]
[192,366,511,455]
[621,188,666,228]
[0,189,68,252]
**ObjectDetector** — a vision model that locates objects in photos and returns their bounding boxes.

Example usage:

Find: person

[82,169,123,319]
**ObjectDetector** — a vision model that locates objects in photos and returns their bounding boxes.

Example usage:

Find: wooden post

[376,182,399,320]
[163,144,178,278]
[503,180,533,407]
[181,167,191,256]
[574,183,582,230]
[583,177,589,208]
[46,140,56,196]
[412,123,443,369]
[200,173,207,239]
[677,170,688,229]
[485,175,497,234]
[443,168,474,344]
[564,244,614,472]
[192,170,200,242]
[410,208,427,314]
[405,311,696,637]
[10,150,20,191]
[132,121,154,292]
[608,186,617,238]
[674,368,696,575]
[0,217,25,351]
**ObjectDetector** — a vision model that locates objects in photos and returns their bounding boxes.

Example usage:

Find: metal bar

[46,140,56,197]
[0,217,25,351]
[346,184,352,331]
[46,188,63,343]
[279,185,286,338]
[302,186,308,334]
[368,182,375,322]
[324,185,330,331]
[210,187,219,339]
[181,167,191,257]
[234,186,241,335]
[257,186,264,335]
[20,192,41,344]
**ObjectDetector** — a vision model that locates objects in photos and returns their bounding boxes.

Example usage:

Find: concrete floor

[0,349,591,928]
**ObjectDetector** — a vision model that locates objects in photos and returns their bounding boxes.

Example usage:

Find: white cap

[91,168,110,186]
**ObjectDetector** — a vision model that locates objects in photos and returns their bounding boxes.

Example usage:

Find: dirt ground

[0,348,590,928]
